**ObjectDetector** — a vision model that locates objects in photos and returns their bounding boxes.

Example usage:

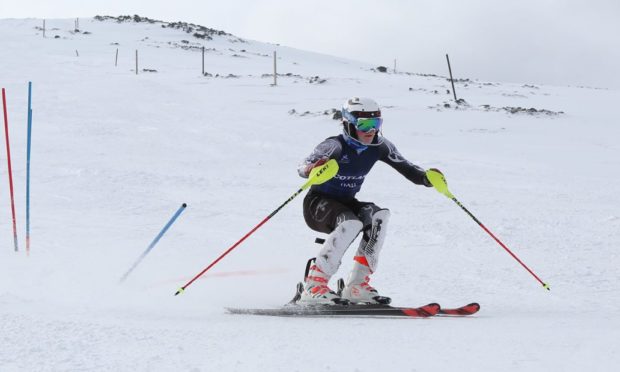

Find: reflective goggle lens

[355,117,382,132]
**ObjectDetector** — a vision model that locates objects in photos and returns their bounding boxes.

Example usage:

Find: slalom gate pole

[26,82,33,255]
[426,170,550,291]
[119,203,188,283]
[2,88,19,252]
[174,159,339,296]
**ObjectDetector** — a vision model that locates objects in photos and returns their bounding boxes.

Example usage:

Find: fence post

[446,54,458,102]
[202,46,205,75]
[42,19,45,38]
[135,50,138,75]
[115,48,118,67]
[273,51,277,86]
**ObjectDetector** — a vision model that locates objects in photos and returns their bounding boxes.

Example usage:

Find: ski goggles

[354,117,383,132]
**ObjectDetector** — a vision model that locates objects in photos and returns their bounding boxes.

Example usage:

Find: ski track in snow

[1,17,619,372]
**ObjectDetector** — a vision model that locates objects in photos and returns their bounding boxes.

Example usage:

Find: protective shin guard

[315,219,363,277]
[356,209,390,272]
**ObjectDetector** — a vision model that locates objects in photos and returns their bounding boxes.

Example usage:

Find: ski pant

[303,189,389,275]
[303,189,382,238]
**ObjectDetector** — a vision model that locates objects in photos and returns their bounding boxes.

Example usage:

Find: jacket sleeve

[298,138,342,178]
[378,138,428,185]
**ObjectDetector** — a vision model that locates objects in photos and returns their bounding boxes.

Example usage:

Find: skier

[297,97,440,305]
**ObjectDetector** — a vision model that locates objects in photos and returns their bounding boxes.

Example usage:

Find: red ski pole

[174,160,339,296]
[426,169,550,291]
[2,88,19,252]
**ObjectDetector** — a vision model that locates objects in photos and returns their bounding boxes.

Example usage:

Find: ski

[437,302,481,316]
[226,302,440,318]
[226,280,479,318]
[333,277,479,316]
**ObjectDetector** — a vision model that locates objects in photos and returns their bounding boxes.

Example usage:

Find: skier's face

[352,116,381,144]
[356,128,376,144]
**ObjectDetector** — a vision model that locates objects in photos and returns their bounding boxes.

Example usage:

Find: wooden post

[394,59,397,74]
[135,50,138,75]
[446,54,458,102]
[273,51,277,86]
[202,46,205,75]
[43,19,45,38]
[75,50,79,57]
[115,48,118,67]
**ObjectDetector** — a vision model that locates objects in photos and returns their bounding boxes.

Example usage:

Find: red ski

[226,303,440,318]
[437,302,481,316]
[226,281,479,318]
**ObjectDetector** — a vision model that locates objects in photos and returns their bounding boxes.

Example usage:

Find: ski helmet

[342,97,383,146]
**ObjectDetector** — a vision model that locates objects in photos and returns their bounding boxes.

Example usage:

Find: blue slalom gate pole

[26,82,33,255]
[119,203,187,283]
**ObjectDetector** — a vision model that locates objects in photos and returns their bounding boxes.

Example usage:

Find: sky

[2,0,619,88]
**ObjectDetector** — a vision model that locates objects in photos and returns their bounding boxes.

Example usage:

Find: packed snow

[1,16,619,372]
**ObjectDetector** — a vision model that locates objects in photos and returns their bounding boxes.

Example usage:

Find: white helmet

[342,97,381,123]
[341,97,383,146]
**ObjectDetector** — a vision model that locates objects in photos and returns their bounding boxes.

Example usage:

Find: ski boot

[338,257,391,305]
[294,258,348,306]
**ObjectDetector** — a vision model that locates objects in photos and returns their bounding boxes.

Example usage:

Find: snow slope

[1,16,619,372]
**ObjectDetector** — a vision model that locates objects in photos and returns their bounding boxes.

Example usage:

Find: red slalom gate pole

[2,88,19,252]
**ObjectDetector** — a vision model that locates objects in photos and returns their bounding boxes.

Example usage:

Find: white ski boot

[297,259,346,305]
[339,257,391,305]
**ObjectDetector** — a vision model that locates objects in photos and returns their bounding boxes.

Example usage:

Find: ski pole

[426,169,550,291]
[120,203,187,283]
[174,159,339,296]
[2,88,19,252]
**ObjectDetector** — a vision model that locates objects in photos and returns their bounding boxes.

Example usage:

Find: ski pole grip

[308,159,339,187]
[426,169,454,199]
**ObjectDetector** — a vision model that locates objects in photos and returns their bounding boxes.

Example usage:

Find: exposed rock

[308,76,327,84]
[430,101,563,116]
[94,15,240,42]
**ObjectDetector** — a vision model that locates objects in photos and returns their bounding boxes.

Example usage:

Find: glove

[304,158,328,176]
[423,168,443,187]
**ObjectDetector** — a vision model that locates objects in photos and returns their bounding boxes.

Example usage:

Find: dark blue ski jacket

[298,135,428,199]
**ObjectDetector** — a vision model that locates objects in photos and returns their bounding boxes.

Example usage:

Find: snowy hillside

[1,16,619,372]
